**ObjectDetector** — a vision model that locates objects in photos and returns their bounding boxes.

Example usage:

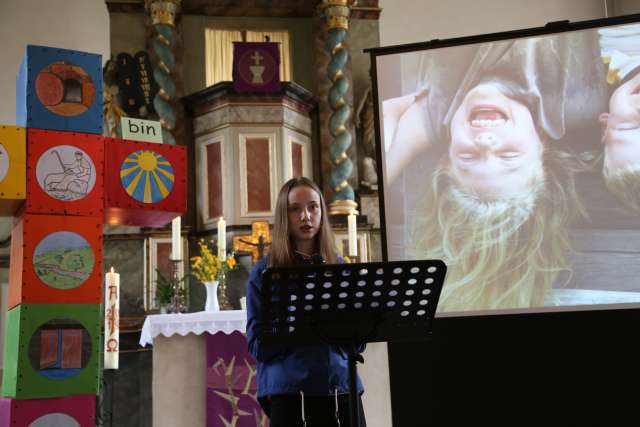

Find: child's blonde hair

[603,163,640,213]
[408,148,585,312]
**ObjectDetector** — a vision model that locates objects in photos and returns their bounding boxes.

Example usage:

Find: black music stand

[261,260,446,427]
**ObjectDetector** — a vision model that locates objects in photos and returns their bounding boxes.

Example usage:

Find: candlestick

[217,216,226,261]
[168,259,187,313]
[104,266,120,370]
[348,212,357,257]
[171,216,181,261]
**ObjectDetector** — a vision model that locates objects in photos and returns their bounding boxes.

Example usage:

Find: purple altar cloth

[232,42,281,93]
[206,331,269,427]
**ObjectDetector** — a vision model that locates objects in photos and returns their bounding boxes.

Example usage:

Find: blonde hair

[408,149,585,312]
[269,177,338,268]
[603,163,640,213]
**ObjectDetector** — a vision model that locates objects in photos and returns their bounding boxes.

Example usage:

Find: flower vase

[203,281,220,311]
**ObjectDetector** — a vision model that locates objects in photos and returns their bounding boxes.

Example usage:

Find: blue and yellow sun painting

[120,150,174,204]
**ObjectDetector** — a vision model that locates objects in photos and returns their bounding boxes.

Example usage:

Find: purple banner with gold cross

[233,42,281,93]
[206,331,269,427]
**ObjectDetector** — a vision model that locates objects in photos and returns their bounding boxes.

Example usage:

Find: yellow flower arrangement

[190,239,237,283]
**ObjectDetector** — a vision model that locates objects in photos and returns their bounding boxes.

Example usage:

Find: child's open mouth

[469,106,507,128]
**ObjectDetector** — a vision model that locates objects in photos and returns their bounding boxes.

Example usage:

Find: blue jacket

[246,256,365,399]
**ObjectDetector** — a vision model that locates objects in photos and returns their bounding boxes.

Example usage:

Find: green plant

[155,269,184,306]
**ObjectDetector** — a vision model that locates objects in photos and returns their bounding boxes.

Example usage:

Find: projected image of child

[383,33,604,312]
[408,83,585,312]
[598,25,640,213]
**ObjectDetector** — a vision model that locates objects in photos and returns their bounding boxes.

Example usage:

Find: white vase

[203,281,220,311]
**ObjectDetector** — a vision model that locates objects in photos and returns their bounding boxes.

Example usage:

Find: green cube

[1,304,101,399]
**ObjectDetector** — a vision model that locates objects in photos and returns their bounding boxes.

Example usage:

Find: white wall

[614,0,640,15]
[379,0,607,47]
[0,0,110,124]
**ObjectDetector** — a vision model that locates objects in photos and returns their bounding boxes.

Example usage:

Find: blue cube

[16,45,103,134]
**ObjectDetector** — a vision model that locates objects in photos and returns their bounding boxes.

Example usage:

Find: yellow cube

[0,125,26,215]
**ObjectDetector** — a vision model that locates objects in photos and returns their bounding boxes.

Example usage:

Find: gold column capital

[145,0,181,26]
[320,0,357,30]
[329,199,359,216]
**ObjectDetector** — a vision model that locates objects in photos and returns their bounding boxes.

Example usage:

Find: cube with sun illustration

[7,214,103,309]
[25,128,104,217]
[104,137,186,227]
[0,125,26,216]
[0,394,95,426]
[1,304,100,399]
[16,45,103,135]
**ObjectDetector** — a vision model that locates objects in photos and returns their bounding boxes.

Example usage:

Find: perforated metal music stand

[261,260,446,427]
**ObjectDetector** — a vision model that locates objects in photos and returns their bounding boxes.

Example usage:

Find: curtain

[205,29,243,86]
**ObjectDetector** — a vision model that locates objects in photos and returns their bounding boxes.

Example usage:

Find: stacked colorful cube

[0,45,186,426]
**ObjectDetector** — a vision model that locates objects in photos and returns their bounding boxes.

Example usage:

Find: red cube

[0,395,95,426]
[26,129,103,216]
[104,137,186,227]
[8,213,103,309]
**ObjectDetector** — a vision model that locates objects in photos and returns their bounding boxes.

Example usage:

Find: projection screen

[373,16,640,316]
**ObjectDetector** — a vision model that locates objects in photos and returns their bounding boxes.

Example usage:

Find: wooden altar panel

[246,138,270,213]
[239,133,276,218]
[291,141,303,178]
[206,141,223,220]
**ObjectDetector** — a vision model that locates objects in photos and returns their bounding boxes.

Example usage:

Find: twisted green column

[323,0,358,215]
[145,0,180,145]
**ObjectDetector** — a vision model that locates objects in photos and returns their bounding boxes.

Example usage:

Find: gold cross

[250,51,264,65]
[232,221,271,263]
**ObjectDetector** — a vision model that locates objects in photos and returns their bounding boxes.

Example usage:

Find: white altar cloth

[139,310,247,347]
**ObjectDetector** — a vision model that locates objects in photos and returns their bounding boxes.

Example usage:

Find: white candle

[104,267,120,370]
[348,212,358,257]
[171,216,181,261]
[217,216,226,261]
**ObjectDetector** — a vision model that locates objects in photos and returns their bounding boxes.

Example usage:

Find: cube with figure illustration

[1,303,101,399]
[26,128,103,216]
[16,45,103,135]
[0,394,95,426]
[104,137,186,227]
[0,125,26,216]
[7,214,103,309]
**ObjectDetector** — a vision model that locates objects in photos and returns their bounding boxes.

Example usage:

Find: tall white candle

[171,216,181,261]
[217,216,226,261]
[104,267,120,370]
[348,212,358,257]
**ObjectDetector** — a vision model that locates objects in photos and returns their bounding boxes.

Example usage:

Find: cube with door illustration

[1,303,100,399]
[16,45,103,135]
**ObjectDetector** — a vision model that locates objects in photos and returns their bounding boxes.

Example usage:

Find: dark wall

[389,309,640,426]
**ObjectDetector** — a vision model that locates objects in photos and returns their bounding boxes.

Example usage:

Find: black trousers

[268,394,367,427]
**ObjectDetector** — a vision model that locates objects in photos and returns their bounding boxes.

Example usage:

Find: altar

[141,311,392,427]
[140,310,267,427]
